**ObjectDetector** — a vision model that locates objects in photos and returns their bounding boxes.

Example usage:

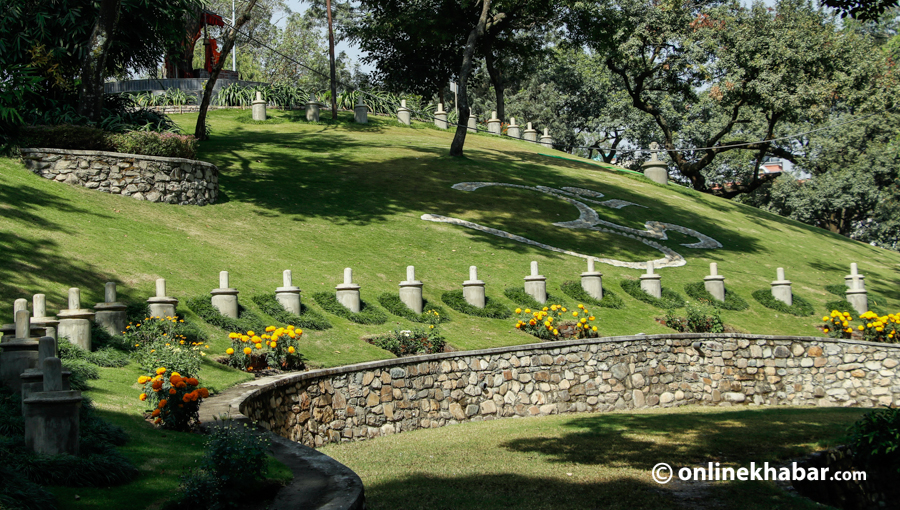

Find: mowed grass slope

[2,108,900,368]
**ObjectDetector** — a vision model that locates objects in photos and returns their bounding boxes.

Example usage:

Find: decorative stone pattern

[20,148,218,206]
[240,334,900,448]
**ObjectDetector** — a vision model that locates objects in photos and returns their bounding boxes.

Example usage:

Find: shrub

[223,325,306,372]
[125,316,208,376]
[250,293,332,330]
[186,296,267,334]
[663,302,725,333]
[90,322,132,351]
[683,282,749,311]
[559,280,626,309]
[847,406,900,475]
[137,367,209,431]
[18,124,112,151]
[377,293,449,324]
[57,342,129,368]
[441,290,512,319]
[751,289,814,316]
[107,130,198,159]
[824,310,900,342]
[311,292,388,325]
[513,303,599,341]
[503,287,569,311]
[620,279,686,309]
[61,358,100,391]
[369,327,445,357]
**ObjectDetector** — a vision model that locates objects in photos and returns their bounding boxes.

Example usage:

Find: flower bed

[222,325,306,372]
[513,303,599,341]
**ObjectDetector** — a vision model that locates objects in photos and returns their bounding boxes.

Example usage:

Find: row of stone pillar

[250,91,371,125]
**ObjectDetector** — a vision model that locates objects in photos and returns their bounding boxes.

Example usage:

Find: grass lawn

[321,405,868,510]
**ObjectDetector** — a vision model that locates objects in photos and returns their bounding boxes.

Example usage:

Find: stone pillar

[487,111,501,135]
[540,128,554,148]
[581,257,603,300]
[771,267,793,306]
[524,261,547,304]
[434,103,448,129]
[276,270,302,315]
[507,117,521,139]
[0,310,40,394]
[846,266,868,315]
[467,112,477,132]
[462,266,486,309]
[251,91,266,121]
[21,336,71,415]
[57,288,95,350]
[306,95,320,122]
[640,262,662,299]
[844,262,866,290]
[335,268,361,313]
[704,263,726,303]
[94,282,127,336]
[523,122,537,142]
[210,271,239,319]
[397,99,411,126]
[399,266,424,314]
[642,142,668,185]
[23,356,82,456]
[2,299,48,340]
[14,298,27,315]
[354,98,368,124]
[31,294,59,341]
[147,279,178,319]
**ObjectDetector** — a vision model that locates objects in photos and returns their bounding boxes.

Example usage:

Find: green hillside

[2,109,899,369]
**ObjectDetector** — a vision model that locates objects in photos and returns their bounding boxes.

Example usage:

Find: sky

[285,0,374,72]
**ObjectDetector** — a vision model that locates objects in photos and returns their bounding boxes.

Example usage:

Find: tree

[821,0,899,20]
[78,0,123,122]
[450,0,492,156]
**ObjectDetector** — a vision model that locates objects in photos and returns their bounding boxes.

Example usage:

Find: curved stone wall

[240,334,900,447]
[21,148,218,205]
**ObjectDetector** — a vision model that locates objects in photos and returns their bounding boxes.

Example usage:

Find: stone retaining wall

[20,148,218,205]
[240,334,900,447]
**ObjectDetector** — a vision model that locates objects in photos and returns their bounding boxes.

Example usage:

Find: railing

[103,79,267,94]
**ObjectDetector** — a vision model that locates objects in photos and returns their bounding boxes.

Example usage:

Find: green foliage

[377,293,449,324]
[503,287,567,310]
[166,421,270,509]
[441,291,512,319]
[124,316,208,376]
[751,289,814,316]
[222,326,306,372]
[311,292,388,325]
[825,284,848,297]
[61,358,100,391]
[620,279,686,309]
[250,293,332,330]
[559,280,625,309]
[369,327,446,357]
[57,341,130,368]
[19,124,196,158]
[847,406,900,474]
[684,282,749,311]
[663,302,725,333]
[107,131,198,159]
[186,296,267,334]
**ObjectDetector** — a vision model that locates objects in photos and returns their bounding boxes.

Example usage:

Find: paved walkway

[199,376,365,510]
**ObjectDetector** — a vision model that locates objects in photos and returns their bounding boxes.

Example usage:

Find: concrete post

[507,117,521,139]
[462,266,486,309]
[540,128,554,148]
[335,268,361,313]
[844,262,866,290]
[640,262,662,299]
[147,279,178,318]
[771,267,793,306]
[399,266,424,314]
[21,337,71,415]
[306,95,320,122]
[210,271,239,319]
[467,112,477,132]
[23,356,82,456]
[31,294,59,341]
[276,270,302,315]
[704,263,726,302]
[251,91,266,121]
[434,103,448,129]
[581,257,603,300]
[0,310,40,394]
[845,266,868,315]
[523,122,537,142]
[524,261,547,304]
[354,97,368,124]
[94,282,127,336]
[2,299,47,341]
[14,298,27,315]
[642,142,668,185]
[397,99,411,126]
[57,288,95,350]
[487,111,501,135]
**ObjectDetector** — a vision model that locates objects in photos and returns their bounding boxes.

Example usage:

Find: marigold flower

[288,346,296,353]
[244,347,252,355]
[186,378,198,386]
[151,409,161,417]
[169,388,177,394]
[139,393,148,401]
[824,328,830,333]
[226,348,235,355]
[561,307,567,312]
[170,375,182,385]
[199,388,209,398]
[154,418,162,424]
[255,343,263,349]
[158,399,167,408]
[138,376,151,384]
[578,304,584,309]
[152,380,163,390]
[572,311,579,317]
[247,330,255,336]
[156,367,166,375]
[553,329,559,335]
[515,308,522,314]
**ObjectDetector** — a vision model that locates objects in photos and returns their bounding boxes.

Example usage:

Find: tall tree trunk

[327,0,338,119]
[449,0,492,157]
[78,0,122,123]
[195,0,260,140]
[483,45,504,120]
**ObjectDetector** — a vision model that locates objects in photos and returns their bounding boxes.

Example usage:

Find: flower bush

[663,302,725,333]
[137,367,208,431]
[125,315,209,376]
[514,304,599,341]
[369,327,445,357]
[223,325,305,372]
[824,310,899,342]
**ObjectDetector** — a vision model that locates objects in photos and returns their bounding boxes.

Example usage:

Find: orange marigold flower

[177,381,187,388]
[154,418,162,424]
[152,380,163,390]
[158,399,167,408]
[169,375,182,385]
[151,409,161,417]
[183,393,192,403]
[198,388,209,398]
[185,378,199,386]
[137,376,151,384]
[169,388,177,394]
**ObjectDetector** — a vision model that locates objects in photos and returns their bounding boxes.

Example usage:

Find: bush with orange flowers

[223,325,305,372]
[137,366,209,431]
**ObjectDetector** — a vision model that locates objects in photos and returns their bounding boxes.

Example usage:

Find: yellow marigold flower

[592,326,597,332]
[572,311,578,317]
[544,321,551,327]
[288,346,295,353]
[229,332,238,339]
[515,323,522,329]
[553,329,559,335]
[581,318,587,323]
[226,348,234,355]
[529,319,536,326]
[297,329,303,335]
[266,326,276,332]
[542,307,549,312]
[578,304,584,309]
[244,347,252,355]
[241,335,250,342]
[271,342,277,349]
[138,376,150,384]
[561,307,567,312]
[255,343,263,349]
[589,316,595,321]
[551,305,558,311]
[824,328,829,333]
[515,307,523,314]
[859,325,865,331]
[288,332,296,339]
[156,367,166,375]
[822,316,829,322]
[247,330,255,336]
[139,393,147,401]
